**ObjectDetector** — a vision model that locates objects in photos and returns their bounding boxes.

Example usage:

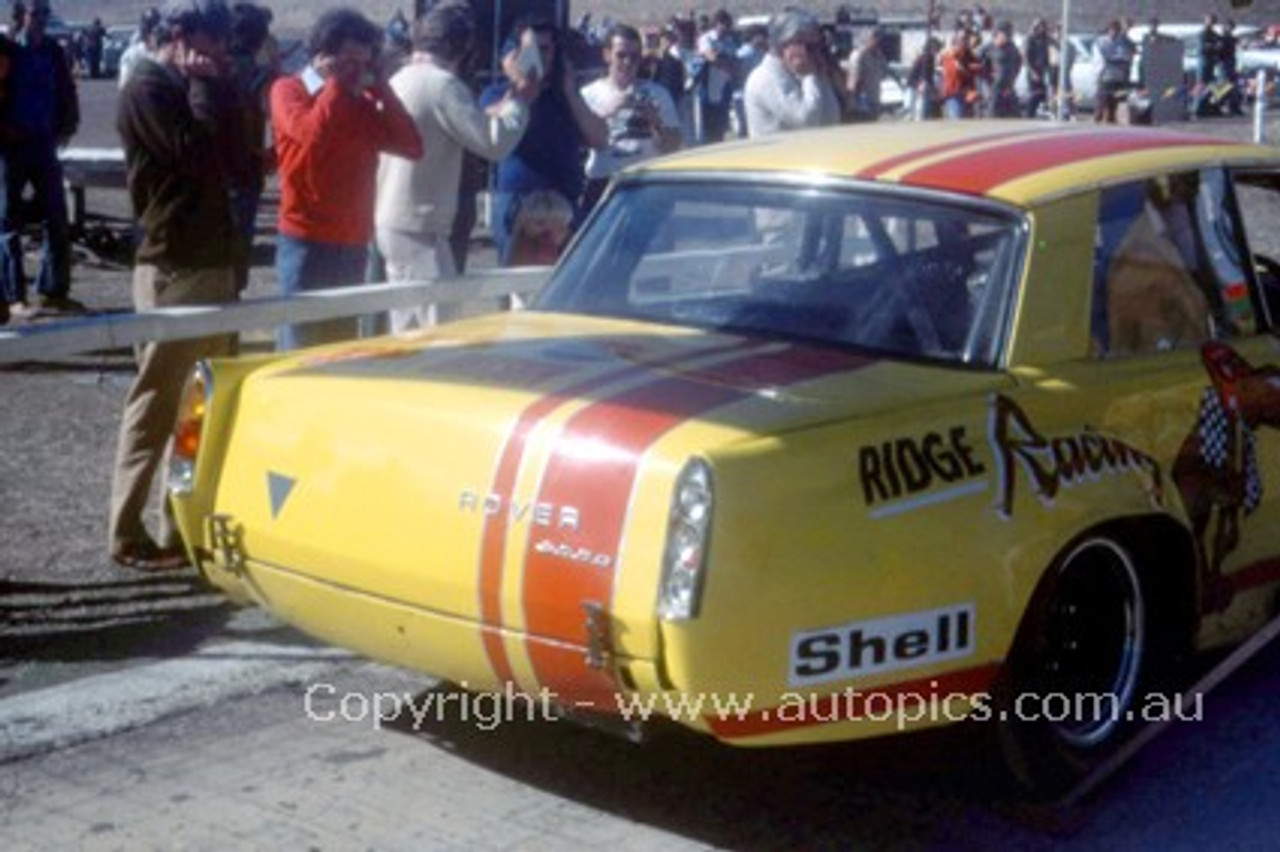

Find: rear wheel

[995,536,1150,797]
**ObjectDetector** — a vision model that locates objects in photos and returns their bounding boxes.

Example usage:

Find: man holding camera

[579,23,681,216]
[743,10,841,138]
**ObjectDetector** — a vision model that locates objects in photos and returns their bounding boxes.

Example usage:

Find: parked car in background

[1238,32,1280,105]
[1130,22,1261,80]
[172,121,1280,798]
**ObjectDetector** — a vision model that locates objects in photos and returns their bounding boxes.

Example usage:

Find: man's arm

[51,41,79,144]
[439,76,528,161]
[366,78,424,159]
[118,75,219,174]
[750,64,829,130]
[270,75,341,148]
[559,58,608,150]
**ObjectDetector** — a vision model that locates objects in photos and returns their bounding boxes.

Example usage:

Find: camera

[622,90,657,139]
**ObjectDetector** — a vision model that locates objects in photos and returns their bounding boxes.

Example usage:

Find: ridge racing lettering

[858,427,986,508]
[988,394,1165,519]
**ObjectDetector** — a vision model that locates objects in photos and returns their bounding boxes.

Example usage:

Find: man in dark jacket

[1194,13,1222,118]
[109,0,238,571]
[1,0,80,315]
[985,21,1022,118]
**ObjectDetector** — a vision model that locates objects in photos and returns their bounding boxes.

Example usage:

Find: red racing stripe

[1228,558,1280,595]
[479,387,608,686]
[519,345,870,708]
[706,662,1002,739]
[477,337,760,686]
[898,129,1230,195]
[855,127,1051,180]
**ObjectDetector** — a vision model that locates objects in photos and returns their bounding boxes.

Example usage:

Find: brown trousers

[108,264,236,551]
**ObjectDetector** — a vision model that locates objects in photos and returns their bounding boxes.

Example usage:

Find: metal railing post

[1055,0,1071,122]
[1255,69,1268,145]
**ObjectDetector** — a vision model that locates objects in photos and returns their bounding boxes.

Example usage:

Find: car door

[1218,167,1280,595]
[1085,166,1280,625]
[1002,166,1280,640]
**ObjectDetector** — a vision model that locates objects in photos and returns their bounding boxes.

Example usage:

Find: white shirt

[743,53,841,137]
[580,77,680,180]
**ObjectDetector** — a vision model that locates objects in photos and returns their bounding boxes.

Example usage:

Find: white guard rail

[0,267,552,365]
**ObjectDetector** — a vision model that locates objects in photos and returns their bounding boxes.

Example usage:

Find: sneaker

[34,294,88,314]
[8,301,35,319]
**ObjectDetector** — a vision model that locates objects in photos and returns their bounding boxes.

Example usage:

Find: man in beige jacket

[374,3,534,331]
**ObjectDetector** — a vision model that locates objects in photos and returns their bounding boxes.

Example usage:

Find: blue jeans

[943,96,968,120]
[0,141,72,304]
[490,191,518,265]
[275,234,370,351]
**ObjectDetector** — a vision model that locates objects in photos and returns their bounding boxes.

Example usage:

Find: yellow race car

[171,121,1280,795]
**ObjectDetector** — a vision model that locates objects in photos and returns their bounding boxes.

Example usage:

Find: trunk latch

[582,601,615,670]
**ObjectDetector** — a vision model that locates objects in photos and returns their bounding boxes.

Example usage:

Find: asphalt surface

[2,78,1280,848]
[0,622,1276,848]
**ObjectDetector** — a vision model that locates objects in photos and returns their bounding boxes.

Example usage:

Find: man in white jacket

[743,9,841,137]
[375,3,535,331]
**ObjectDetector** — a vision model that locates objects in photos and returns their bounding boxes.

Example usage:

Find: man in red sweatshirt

[270,6,422,350]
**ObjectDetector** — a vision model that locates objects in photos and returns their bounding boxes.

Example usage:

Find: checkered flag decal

[1196,386,1263,513]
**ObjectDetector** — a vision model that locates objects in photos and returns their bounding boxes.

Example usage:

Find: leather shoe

[112,539,190,572]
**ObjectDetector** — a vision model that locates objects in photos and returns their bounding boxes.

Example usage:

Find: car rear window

[537,180,1024,366]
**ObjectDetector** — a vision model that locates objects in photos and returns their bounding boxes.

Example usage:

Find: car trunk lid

[207,313,988,702]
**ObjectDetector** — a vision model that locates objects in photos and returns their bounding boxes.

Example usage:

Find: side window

[1091,170,1255,358]
[1232,171,1280,329]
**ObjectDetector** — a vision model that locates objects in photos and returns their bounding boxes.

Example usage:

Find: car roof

[634,121,1280,207]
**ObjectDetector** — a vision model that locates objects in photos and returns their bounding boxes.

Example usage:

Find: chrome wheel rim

[1041,538,1145,748]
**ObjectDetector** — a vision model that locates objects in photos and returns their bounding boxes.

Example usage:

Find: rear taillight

[168,362,212,495]
[657,459,713,621]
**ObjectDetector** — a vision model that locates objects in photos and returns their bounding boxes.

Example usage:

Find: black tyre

[995,536,1149,798]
